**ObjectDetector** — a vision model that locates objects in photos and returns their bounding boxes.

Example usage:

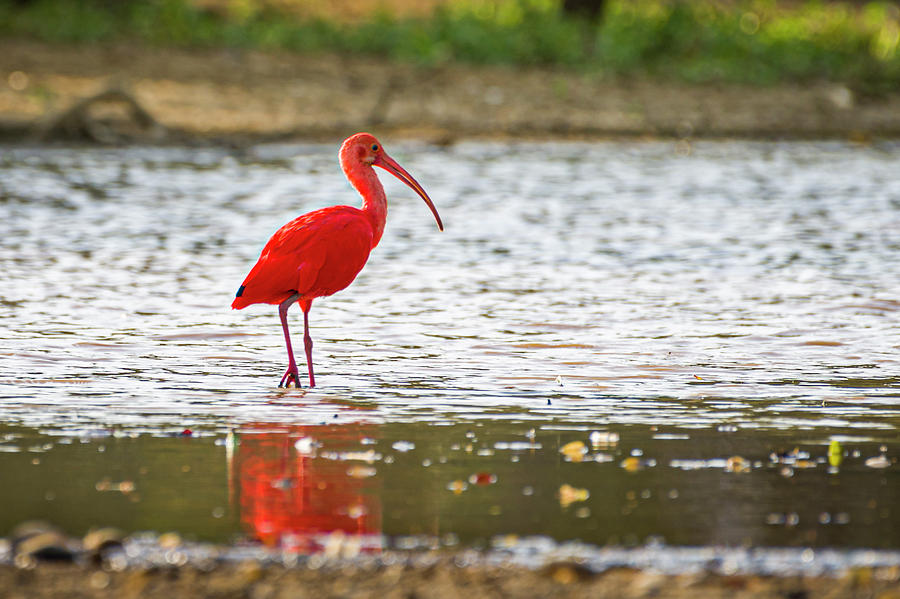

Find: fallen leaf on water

[560,440,587,462]
[828,440,843,467]
[558,484,589,508]
[621,457,641,472]
[620,457,656,471]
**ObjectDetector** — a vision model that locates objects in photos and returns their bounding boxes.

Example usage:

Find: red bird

[232,133,443,388]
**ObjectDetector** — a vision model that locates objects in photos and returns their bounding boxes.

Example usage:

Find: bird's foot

[279,366,302,388]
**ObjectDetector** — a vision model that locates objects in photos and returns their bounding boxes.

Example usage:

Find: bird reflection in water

[233,423,382,554]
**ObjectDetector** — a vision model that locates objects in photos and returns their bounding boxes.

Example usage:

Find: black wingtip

[236,285,245,298]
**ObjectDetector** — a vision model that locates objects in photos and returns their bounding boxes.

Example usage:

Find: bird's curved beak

[374,153,443,231]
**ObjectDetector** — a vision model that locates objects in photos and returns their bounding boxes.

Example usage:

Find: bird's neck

[344,162,387,248]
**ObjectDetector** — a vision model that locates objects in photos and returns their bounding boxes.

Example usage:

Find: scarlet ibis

[232,133,443,388]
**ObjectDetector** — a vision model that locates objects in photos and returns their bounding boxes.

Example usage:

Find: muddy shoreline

[3,557,900,599]
[4,527,900,598]
[3,40,900,145]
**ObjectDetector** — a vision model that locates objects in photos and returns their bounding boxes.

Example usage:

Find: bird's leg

[278,293,301,388]
[302,301,316,388]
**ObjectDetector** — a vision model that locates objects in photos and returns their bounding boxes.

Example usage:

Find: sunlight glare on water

[1,140,897,430]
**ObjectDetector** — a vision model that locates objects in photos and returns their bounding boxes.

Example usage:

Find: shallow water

[0,140,898,564]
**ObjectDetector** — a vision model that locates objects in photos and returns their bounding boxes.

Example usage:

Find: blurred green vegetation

[1,0,899,92]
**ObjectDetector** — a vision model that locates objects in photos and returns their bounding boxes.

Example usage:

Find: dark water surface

[0,140,898,566]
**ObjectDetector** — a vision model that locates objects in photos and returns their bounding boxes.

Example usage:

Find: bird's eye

[371,144,379,151]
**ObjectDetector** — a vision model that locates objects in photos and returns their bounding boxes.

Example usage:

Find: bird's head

[340,132,443,231]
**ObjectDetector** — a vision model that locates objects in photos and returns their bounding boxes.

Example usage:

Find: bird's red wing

[232,207,374,309]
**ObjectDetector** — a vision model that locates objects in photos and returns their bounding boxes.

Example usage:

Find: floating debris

[294,437,318,455]
[828,440,843,467]
[865,454,892,469]
[560,440,588,462]
[319,449,381,463]
[766,513,806,527]
[269,477,296,491]
[95,478,136,493]
[621,457,656,472]
[341,504,369,520]
[346,465,377,478]
[392,441,415,452]
[447,480,468,494]
[494,441,542,450]
[589,431,620,447]
[558,484,589,508]
[670,459,728,470]
[593,452,614,464]
[469,472,498,486]
[793,459,818,469]
[725,456,751,473]
[770,448,812,465]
